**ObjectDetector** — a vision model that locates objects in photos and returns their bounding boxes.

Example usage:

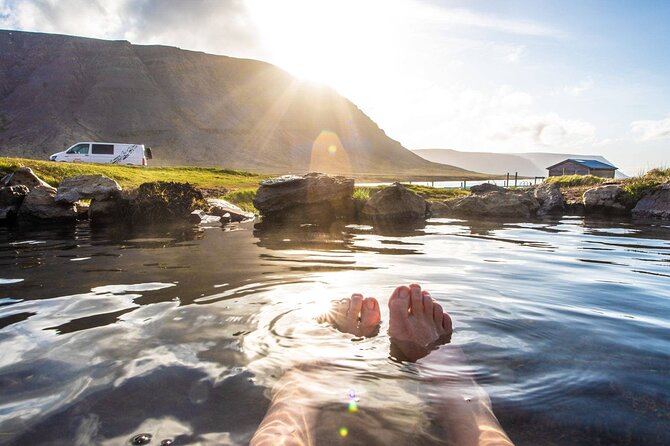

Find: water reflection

[0,217,669,445]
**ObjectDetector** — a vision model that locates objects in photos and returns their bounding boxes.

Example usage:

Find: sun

[246,0,402,89]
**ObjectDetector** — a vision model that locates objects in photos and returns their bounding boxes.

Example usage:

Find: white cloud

[489,113,596,147]
[505,45,525,63]
[562,78,594,96]
[408,3,564,38]
[631,116,670,141]
[0,0,264,58]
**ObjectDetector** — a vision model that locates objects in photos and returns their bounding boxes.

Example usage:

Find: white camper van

[49,142,153,166]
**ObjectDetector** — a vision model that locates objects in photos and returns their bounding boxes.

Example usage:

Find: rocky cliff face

[0,30,475,177]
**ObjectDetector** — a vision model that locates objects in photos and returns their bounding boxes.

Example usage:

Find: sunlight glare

[246,0,406,90]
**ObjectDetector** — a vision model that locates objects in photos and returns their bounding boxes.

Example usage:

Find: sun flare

[247,0,403,89]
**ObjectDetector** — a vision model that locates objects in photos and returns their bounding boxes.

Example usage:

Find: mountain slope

[413,149,624,177]
[0,30,480,178]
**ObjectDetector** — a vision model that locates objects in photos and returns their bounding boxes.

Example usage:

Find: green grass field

[0,157,268,189]
[0,157,269,211]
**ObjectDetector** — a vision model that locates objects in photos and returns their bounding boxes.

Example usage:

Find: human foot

[388,284,453,361]
[317,293,381,337]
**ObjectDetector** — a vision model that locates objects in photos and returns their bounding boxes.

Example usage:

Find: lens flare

[309,130,352,175]
[348,400,358,413]
[339,427,349,437]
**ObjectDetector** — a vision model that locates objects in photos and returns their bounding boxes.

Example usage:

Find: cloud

[408,2,564,38]
[505,45,525,63]
[631,116,670,141]
[489,113,596,147]
[562,78,594,96]
[0,0,263,58]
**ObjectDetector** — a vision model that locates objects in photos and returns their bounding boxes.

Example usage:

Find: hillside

[0,30,483,179]
[413,149,625,178]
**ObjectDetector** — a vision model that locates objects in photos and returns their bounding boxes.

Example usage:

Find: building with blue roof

[546,159,618,178]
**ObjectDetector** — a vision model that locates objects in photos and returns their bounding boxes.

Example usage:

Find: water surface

[1,217,669,445]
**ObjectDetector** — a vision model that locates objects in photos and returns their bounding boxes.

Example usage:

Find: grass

[544,175,607,187]
[0,157,268,190]
[222,188,257,213]
[546,169,670,206]
[621,168,670,204]
[353,184,470,201]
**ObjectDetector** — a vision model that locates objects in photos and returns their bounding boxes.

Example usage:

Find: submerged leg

[388,283,514,446]
[250,366,319,446]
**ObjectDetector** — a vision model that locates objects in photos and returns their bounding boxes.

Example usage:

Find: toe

[361,297,381,329]
[442,312,453,336]
[422,291,434,318]
[409,284,424,315]
[347,293,364,321]
[432,299,444,327]
[389,285,411,320]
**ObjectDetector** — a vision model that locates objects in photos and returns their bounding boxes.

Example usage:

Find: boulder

[131,182,207,223]
[89,196,131,224]
[583,185,629,214]
[632,183,670,219]
[470,183,506,195]
[1,167,50,190]
[0,185,30,221]
[17,185,77,222]
[447,191,540,219]
[362,183,427,221]
[534,183,565,216]
[207,198,254,222]
[427,201,450,217]
[56,174,122,203]
[253,173,354,219]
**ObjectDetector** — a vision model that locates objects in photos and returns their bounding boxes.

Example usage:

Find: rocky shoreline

[1,168,669,229]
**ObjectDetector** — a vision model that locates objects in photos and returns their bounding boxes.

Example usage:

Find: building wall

[589,168,616,178]
[548,161,591,176]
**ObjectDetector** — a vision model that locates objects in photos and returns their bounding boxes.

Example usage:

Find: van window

[92,144,114,155]
[66,143,89,155]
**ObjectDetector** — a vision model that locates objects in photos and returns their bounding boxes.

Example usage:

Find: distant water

[358,178,541,188]
[0,217,669,445]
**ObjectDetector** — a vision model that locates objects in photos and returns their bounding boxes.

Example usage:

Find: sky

[1,0,669,174]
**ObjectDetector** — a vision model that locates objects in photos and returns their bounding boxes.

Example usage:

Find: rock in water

[427,201,450,217]
[362,183,427,221]
[470,183,507,195]
[89,194,132,224]
[583,185,629,214]
[1,167,50,190]
[0,185,29,221]
[17,185,77,222]
[447,191,540,219]
[56,174,122,203]
[132,182,207,223]
[253,173,354,220]
[632,183,670,219]
[207,198,254,222]
[534,183,565,216]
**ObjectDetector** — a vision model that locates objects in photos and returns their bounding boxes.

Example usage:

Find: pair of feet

[319,283,453,361]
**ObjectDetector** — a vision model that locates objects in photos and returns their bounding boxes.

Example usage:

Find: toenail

[399,288,410,299]
[366,300,375,310]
